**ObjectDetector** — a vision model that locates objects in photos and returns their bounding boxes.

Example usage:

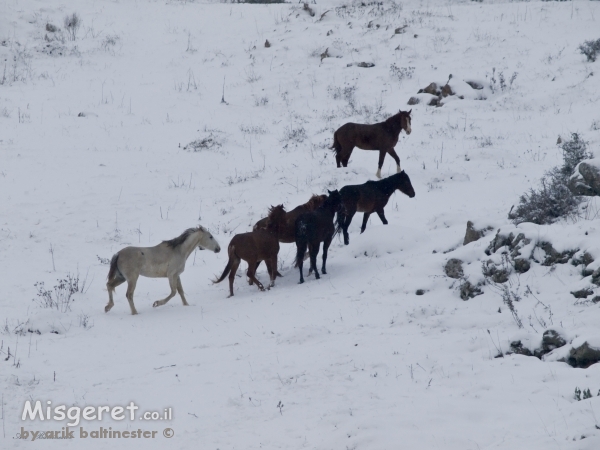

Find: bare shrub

[34,273,81,313]
[389,64,415,82]
[184,133,223,152]
[101,35,120,51]
[579,39,600,63]
[63,13,81,41]
[281,125,307,144]
[335,0,402,20]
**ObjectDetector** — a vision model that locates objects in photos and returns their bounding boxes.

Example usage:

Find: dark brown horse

[253,194,327,243]
[295,190,342,284]
[331,109,412,178]
[253,194,327,276]
[213,205,287,297]
[337,171,415,245]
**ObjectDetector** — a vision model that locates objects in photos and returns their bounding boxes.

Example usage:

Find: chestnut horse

[337,171,415,245]
[295,190,342,284]
[213,205,287,297]
[331,109,412,178]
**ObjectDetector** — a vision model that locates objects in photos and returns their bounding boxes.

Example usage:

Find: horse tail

[295,219,309,269]
[330,131,341,156]
[107,253,123,283]
[335,211,344,236]
[213,245,235,284]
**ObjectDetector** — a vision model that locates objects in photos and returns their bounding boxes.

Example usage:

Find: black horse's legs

[360,212,372,234]
[248,261,259,285]
[342,210,356,245]
[336,153,341,168]
[322,234,333,274]
[341,147,354,168]
[376,208,388,225]
[309,242,320,279]
[388,148,401,173]
[297,256,305,284]
[376,150,386,178]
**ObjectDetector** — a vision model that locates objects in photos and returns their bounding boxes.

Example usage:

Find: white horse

[105,226,220,315]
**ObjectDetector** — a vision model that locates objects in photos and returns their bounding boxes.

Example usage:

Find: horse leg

[247,260,265,292]
[228,257,241,297]
[248,261,262,286]
[176,276,189,306]
[335,152,342,168]
[153,276,178,308]
[125,275,139,315]
[341,146,354,168]
[376,150,386,178]
[360,212,372,234]
[376,207,388,225]
[322,234,333,275]
[309,242,320,279]
[388,148,401,173]
[248,261,259,285]
[105,277,125,313]
[343,210,357,245]
[266,255,277,288]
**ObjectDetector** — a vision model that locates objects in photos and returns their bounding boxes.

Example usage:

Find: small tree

[509,133,590,225]
[560,133,591,178]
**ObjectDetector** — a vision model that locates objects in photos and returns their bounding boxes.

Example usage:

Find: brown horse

[213,205,287,297]
[253,194,327,276]
[295,190,342,284]
[337,171,415,245]
[253,194,327,243]
[331,109,412,178]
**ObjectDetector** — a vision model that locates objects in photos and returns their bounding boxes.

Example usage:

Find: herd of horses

[105,110,415,314]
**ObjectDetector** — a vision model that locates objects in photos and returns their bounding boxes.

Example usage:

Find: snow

[2,0,600,448]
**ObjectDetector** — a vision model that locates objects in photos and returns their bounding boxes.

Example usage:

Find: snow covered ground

[2,0,600,448]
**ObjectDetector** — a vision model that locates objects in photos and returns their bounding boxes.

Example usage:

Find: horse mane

[385,110,410,125]
[265,205,287,232]
[164,226,203,248]
[305,194,327,210]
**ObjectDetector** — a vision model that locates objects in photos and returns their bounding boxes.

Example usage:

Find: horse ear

[408,109,412,115]
[327,189,332,194]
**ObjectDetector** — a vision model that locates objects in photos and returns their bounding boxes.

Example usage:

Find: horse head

[266,204,287,233]
[400,109,412,135]
[326,189,343,212]
[394,171,415,198]
[197,226,221,253]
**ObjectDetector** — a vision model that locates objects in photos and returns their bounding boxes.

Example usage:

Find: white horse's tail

[107,253,124,283]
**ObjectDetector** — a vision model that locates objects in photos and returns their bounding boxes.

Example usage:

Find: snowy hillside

[2,0,600,448]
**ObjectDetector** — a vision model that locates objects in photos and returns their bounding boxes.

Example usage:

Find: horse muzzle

[214,247,221,253]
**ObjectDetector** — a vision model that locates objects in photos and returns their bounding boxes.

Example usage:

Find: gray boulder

[568,160,600,196]
[444,258,464,279]
[567,342,600,368]
[463,221,493,246]
[459,280,483,300]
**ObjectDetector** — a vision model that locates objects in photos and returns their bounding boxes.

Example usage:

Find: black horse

[337,171,415,245]
[295,190,342,284]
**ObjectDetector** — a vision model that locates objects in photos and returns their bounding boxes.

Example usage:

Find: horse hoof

[104,305,112,313]
[152,301,160,308]
[322,270,327,275]
[227,294,234,298]
[298,280,304,284]
[131,311,138,315]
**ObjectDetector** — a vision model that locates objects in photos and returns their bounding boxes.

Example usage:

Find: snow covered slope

[1,0,600,448]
